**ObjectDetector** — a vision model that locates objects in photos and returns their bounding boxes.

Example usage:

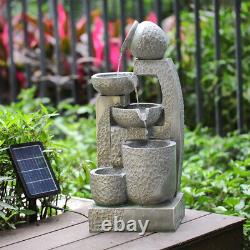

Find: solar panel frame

[8,141,60,199]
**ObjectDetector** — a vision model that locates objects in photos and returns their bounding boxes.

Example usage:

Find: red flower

[16,71,26,87]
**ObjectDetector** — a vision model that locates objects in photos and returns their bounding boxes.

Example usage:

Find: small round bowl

[111,103,162,128]
[91,72,137,96]
[90,167,127,206]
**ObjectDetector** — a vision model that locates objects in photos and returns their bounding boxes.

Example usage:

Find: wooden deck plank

[54,210,211,250]
[56,232,149,250]
[0,199,245,250]
[107,213,244,250]
[65,198,93,217]
[180,209,210,223]
[0,212,87,248]
[0,199,93,249]
[1,222,96,250]
[0,209,209,250]
[173,226,244,250]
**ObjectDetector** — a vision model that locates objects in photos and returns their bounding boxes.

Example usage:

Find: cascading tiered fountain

[89,20,185,233]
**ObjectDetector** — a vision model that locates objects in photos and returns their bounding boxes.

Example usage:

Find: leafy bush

[0,87,97,230]
[1,88,97,199]
[165,2,250,132]
[0,94,62,230]
[183,127,250,244]
[51,102,96,198]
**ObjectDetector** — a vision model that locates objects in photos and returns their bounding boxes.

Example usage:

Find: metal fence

[1,0,246,134]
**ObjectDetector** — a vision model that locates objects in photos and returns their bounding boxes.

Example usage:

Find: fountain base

[88,192,184,233]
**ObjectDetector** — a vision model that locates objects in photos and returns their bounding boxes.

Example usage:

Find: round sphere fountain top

[121,20,168,60]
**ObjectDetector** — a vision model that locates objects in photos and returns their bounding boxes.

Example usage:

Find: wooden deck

[0,198,245,250]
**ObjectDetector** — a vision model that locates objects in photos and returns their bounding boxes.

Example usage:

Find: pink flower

[146,11,157,23]
[109,38,121,71]
[2,23,8,53]
[162,15,185,41]
[162,15,176,32]
[76,16,86,36]
[57,2,68,39]
[92,16,104,68]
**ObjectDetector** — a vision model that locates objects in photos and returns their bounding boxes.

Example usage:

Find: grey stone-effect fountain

[88,20,185,233]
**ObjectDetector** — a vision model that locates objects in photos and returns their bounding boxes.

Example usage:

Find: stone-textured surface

[110,126,127,167]
[91,72,137,96]
[94,53,184,231]
[120,20,139,53]
[126,127,149,139]
[89,207,124,232]
[111,103,162,128]
[88,192,185,232]
[134,59,184,192]
[95,60,184,192]
[110,126,147,167]
[90,167,127,206]
[128,21,168,60]
[122,140,176,205]
[96,95,129,167]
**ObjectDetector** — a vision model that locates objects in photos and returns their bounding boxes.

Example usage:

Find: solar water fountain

[89,20,185,233]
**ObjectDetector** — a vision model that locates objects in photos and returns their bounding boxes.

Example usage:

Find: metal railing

[1,0,246,134]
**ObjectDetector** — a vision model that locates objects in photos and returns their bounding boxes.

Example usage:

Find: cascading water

[118,37,148,138]
[117,54,122,76]
[118,39,140,104]
[136,107,149,139]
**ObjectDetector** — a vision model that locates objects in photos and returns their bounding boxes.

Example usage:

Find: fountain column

[88,20,185,233]
[96,95,129,167]
[134,58,184,192]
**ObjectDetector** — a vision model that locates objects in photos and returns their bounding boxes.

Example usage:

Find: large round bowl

[122,139,176,205]
[91,72,137,96]
[90,167,127,206]
[111,103,162,128]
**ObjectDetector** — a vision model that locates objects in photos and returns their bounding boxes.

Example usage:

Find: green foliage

[1,87,97,201]
[51,102,96,198]
[0,90,61,230]
[0,87,96,230]
[165,2,250,132]
[182,127,250,244]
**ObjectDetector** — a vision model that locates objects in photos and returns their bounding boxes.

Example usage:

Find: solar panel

[8,142,60,199]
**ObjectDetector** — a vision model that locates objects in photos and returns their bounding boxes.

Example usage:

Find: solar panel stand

[9,142,60,200]
[8,142,60,224]
[28,198,37,222]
